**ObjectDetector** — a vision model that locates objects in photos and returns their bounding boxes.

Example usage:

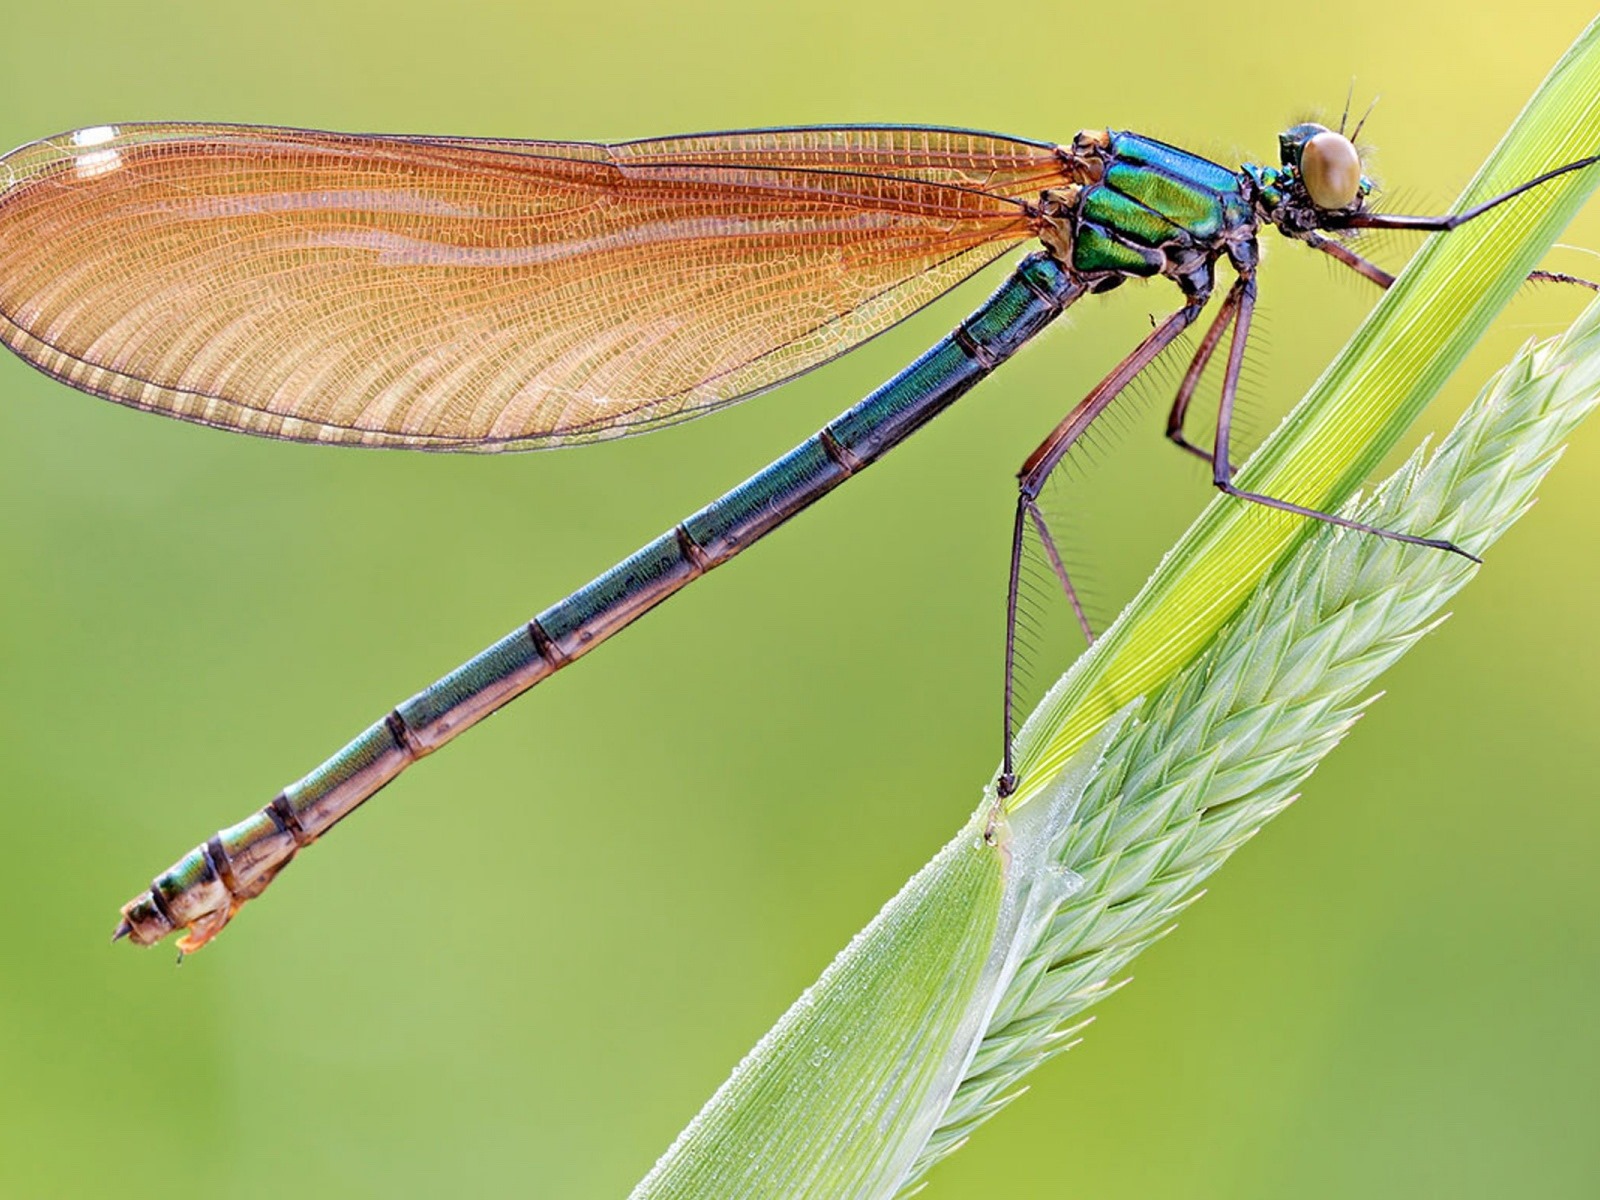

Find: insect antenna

[1351,93,1382,143]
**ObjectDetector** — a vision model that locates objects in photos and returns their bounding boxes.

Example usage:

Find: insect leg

[1166,277,1246,468]
[1329,155,1599,232]
[998,300,1203,798]
[1306,231,1597,290]
[1208,273,1479,560]
[1304,232,1395,286]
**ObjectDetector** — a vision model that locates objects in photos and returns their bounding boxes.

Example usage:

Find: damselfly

[0,117,1589,951]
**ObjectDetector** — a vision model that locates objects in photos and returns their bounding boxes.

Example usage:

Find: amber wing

[0,123,1070,449]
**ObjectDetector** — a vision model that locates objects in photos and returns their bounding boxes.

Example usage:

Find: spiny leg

[1025,498,1092,644]
[998,300,1204,798]
[1328,155,1600,234]
[1166,276,1247,468]
[1306,231,1598,291]
[1528,269,1600,291]
[1208,272,1480,561]
[1304,232,1395,287]
[1312,154,1600,289]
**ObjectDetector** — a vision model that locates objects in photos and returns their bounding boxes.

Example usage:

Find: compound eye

[1301,131,1362,209]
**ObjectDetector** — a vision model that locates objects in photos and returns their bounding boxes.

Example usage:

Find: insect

[0,118,1589,952]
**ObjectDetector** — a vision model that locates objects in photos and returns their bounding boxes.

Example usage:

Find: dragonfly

[0,117,1590,953]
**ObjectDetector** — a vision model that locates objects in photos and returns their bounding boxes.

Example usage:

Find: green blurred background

[2,3,1598,1196]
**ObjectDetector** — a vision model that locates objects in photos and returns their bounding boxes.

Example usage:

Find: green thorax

[1070,132,1254,294]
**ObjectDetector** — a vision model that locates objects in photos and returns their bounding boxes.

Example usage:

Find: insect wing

[0,123,1067,448]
